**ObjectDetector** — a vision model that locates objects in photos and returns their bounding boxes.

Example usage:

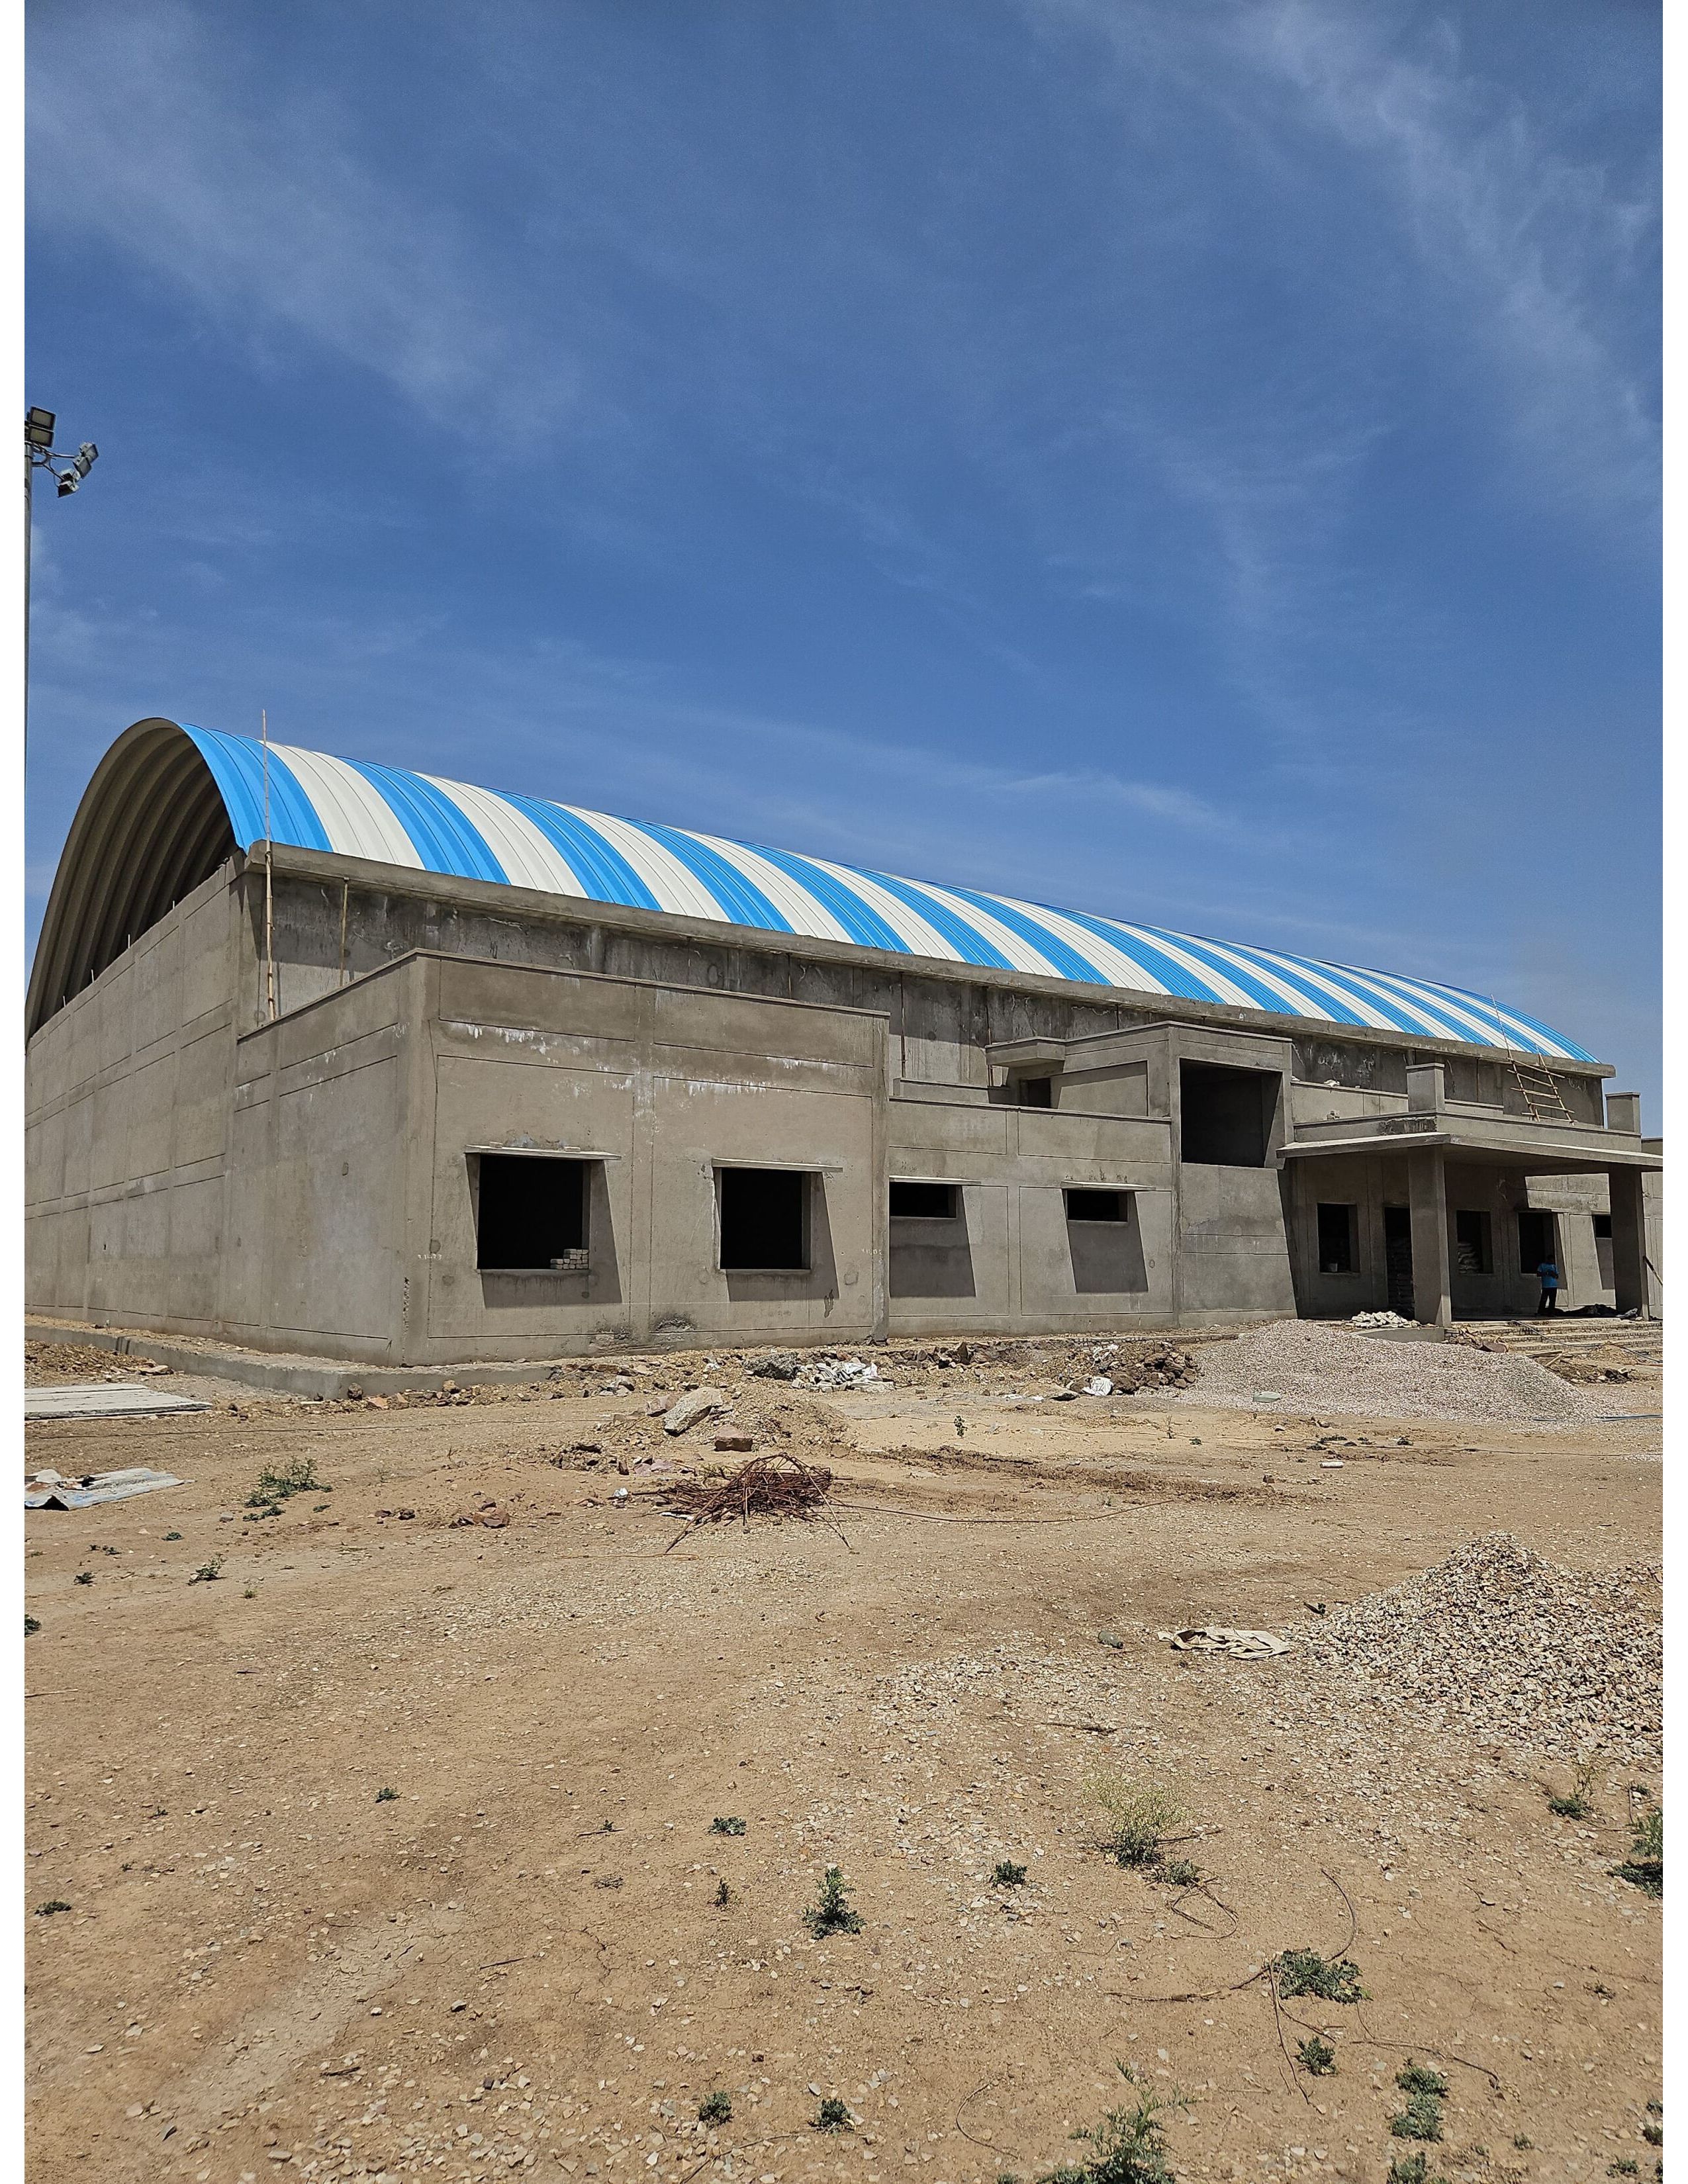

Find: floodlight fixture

[24,406,55,449]
[56,471,80,498]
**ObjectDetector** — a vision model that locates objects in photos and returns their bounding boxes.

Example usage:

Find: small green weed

[375,1786,399,1803]
[954,1416,966,1438]
[713,1880,732,1907]
[164,1531,182,1541]
[698,2090,733,2125]
[248,1457,324,1506]
[1396,2064,1449,2099]
[710,1815,747,1835]
[803,1865,864,1937]
[1160,1858,1201,1889]
[1514,2138,1534,2152]
[1610,2161,1640,2176]
[73,1570,93,1586]
[243,1586,258,1598]
[993,1860,1029,1888]
[1274,1950,1366,2003]
[1389,2099,1445,2144]
[187,1557,223,1584]
[1387,2157,1447,2184]
[35,1900,71,1916]
[1037,2064,1186,2184]
[24,1615,39,1636]
[1295,2036,1336,2077]
[814,2098,853,2132]
[1642,2126,1662,2148]
[1548,1756,1600,1819]
[1612,1803,1663,1897]
[1083,1771,1185,1870]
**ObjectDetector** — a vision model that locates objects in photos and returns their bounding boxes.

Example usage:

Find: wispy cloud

[28,6,579,438]
[1038,0,1657,523]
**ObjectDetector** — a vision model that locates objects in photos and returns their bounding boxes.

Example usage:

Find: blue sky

[26,1,1660,1111]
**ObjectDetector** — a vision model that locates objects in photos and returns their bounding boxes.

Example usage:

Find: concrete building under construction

[24,718,1662,1369]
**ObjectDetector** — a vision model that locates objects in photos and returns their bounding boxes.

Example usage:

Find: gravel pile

[1180,1317,1607,1423]
[1284,1533,1662,1768]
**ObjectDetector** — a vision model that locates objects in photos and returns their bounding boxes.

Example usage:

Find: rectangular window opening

[1178,1061,1274,1167]
[1316,1202,1357,1275]
[1593,1212,1613,1240]
[475,1154,588,1271]
[1454,1209,1491,1275]
[890,1181,960,1220]
[1015,1075,1054,1108]
[1517,1206,1557,1275]
[719,1166,810,1271]
[1065,1188,1129,1223]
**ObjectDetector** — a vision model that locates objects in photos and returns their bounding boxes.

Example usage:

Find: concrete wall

[25,865,241,1334]
[24,855,1640,1359]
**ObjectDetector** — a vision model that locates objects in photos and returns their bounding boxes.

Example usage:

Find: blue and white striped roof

[186,725,1591,1061]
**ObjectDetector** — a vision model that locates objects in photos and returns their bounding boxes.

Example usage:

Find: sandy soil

[24,1349,1662,2184]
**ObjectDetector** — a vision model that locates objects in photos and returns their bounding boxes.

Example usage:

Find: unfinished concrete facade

[24,722,1660,1366]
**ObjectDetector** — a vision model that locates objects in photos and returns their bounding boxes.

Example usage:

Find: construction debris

[794,1357,884,1391]
[25,1467,185,1510]
[1162,1625,1292,1659]
[657,1452,835,1540]
[662,1388,729,1435]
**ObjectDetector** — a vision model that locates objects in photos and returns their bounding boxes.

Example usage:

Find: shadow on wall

[889,1197,978,1299]
[1066,1192,1149,1295]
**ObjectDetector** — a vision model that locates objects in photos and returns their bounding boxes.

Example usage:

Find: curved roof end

[26,718,238,1040]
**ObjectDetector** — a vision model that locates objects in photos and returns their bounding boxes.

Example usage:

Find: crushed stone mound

[1286,1533,1661,1768]
[1179,1318,1607,1424]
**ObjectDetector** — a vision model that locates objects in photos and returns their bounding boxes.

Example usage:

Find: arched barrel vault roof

[28,718,1597,1062]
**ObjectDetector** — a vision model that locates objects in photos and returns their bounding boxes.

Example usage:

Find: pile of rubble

[1284,1533,1662,1769]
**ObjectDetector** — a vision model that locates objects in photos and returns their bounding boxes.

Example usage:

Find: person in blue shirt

[1536,1257,1561,1314]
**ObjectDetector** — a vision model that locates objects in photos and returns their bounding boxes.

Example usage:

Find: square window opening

[1316,1202,1357,1275]
[1593,1212,1613,1240]
[475,1154,588,1271]
[1179,1061,1274,1167]
[890,1181,959,1220]
[1015,1075,1054,1109]
[719,1166,810,1271]
[1065,1188,1129,1223]
[1454,1209,1491,1275]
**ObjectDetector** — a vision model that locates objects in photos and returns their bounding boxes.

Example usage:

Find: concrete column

[1405,1063,1446,1115]
[1608,1165,1650,1317]
[1606,1091,1642,1134]
[1408,1148,1452,1327]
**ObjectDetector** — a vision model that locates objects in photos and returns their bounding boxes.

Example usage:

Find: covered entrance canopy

[1282,1121,1659,1326]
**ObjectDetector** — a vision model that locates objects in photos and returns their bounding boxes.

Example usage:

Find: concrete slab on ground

[24,1382,212,1422]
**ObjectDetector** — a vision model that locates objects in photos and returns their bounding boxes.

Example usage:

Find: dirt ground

[24,1340,1662,2184]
